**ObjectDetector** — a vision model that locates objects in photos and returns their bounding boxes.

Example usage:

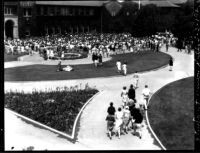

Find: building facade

[4,0,181,39]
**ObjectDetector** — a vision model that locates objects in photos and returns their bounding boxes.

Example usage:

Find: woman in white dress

[115,107,124,139]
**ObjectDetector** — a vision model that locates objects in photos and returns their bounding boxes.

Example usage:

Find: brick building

[4,0,181,39]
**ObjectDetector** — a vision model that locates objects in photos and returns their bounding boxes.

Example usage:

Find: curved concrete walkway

[4,47,194,150]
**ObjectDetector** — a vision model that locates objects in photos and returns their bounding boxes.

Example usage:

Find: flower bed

[49,52,88,60]
[4,87,98,135]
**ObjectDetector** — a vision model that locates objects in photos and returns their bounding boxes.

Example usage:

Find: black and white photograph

[3,0,198,151]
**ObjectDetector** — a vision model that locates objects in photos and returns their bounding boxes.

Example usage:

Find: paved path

[4,47,194,150]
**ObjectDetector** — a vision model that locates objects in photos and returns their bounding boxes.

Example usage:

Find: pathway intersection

[4,47,194,150]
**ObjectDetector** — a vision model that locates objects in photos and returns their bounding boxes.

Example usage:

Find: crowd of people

[106,71,152,140]
[4,32,175,61]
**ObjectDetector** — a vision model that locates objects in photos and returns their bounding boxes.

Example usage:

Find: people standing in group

[169,57,173,71]
[142,85,151,108]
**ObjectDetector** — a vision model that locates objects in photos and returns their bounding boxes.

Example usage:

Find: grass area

[4,52,28,62]
[5,87,98,135]
[5,51,171,81]
[148,77,194,150]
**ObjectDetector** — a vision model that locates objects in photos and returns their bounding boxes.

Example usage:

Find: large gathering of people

[4,32,180,62]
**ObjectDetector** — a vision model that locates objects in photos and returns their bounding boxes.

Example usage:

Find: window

[56,7,61,16]
[65,7,69,16]
[61,7,65,16]
[69,8,73,16]
[44,6,47,15]
[89,9,94,16]
[50,7,55,16]
[79,8,83,16]
[4,6,16,15]
[23,8,32,17]
[40,6,44,15]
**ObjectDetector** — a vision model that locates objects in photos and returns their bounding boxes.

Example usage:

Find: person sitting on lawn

[57,61,63,72]
[63,65,74,72]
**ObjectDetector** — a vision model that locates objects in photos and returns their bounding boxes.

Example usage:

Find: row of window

[37,6,94,16]
[4,6,95,17]
[4,6,31,17]
[4,6,17,15]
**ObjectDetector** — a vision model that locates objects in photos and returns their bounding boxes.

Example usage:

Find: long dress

[114,111,124,131]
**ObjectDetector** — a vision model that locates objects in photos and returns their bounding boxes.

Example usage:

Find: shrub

[5,86,98,135]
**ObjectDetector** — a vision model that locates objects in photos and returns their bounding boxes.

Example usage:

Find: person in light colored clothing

[116,60,121,73]
[123,106,131,134]
[133,71,139,89]
[142,85,151,107]
[114,107,124,139]
[122,62,127,76]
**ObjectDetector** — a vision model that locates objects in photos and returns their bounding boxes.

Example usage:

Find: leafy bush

[5,86,98,135]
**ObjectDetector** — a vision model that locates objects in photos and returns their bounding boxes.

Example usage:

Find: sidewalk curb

[5,90,102,142]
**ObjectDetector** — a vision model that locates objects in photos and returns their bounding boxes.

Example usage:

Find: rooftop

[35,0,180,7]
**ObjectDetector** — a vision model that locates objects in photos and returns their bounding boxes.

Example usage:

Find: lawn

[4,52,28,62]
[148,77,194,150]
[5,51,171,81]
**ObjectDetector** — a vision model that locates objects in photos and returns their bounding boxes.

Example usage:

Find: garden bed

[4,87,98,135]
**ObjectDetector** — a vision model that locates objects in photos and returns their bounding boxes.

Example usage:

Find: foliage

[101,1,193,38]
[5,86,98,135]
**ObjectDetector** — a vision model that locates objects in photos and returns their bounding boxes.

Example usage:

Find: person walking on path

[128,84,136,101]
[142,85,151,107]
[114,107,124,139]
[106,114,115,140]
[107,102,116,117]
[133,71,139,89]
[131,107,144,139]
[169,57,173,71]
[121,86,129,107]
[122,106,131,134]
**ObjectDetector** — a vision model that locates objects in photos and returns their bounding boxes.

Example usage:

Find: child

[122,62,127,76]
[116,60,121,73]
